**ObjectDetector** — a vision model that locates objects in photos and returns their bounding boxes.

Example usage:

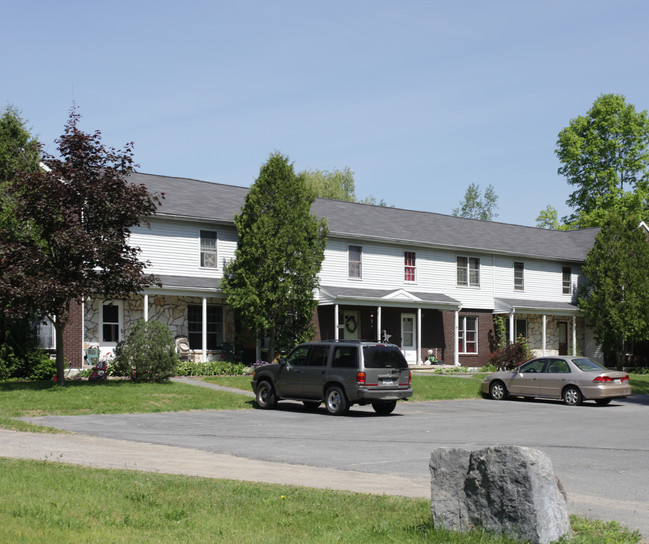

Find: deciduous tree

[578,213,649,366]
[301,167,356,201]
[222,152,328,361]
[0,109,162,384]
[556,94,649,227]
[453,183,499,221]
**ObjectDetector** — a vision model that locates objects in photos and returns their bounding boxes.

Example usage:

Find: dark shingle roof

[131,172,597,262]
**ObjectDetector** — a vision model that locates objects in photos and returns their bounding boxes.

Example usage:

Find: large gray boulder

[429,445,571,544]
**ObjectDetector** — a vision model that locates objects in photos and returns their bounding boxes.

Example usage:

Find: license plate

[614,378,621,384]
[381,378,394,385]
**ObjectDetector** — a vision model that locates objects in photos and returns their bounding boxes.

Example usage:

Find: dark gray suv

[251,340,413,415]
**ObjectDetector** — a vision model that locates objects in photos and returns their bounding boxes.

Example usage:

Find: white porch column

[572,315,577,355]
[509,311,515,343]
[202,297,208,362]
[377,306,382,342]
[454,310,459,366]
[417,307,422,364]
[143,294,149,322]
[334,304,339,340]
[542,314,547,357]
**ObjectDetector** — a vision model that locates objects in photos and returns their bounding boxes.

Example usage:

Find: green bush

[113,320,179,382]
[488,336,532,370]
[176,360,250,376]
[0,344,56,381]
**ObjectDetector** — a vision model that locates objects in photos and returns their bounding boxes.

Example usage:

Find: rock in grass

[429,445,571,544]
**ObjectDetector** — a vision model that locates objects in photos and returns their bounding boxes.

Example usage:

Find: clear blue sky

[3,0,648,226]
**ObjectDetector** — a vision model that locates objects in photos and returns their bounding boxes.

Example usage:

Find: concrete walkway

[0,428,429,498]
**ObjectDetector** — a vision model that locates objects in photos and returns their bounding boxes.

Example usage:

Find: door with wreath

[343,310,361,340]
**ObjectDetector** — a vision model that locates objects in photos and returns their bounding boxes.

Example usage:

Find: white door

[100,301,123,360]
[401,313,416,364]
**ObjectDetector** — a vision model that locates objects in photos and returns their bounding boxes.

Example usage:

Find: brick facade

[63,300,84,368]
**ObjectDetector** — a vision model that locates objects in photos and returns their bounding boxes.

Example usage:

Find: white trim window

[188,304,224,350]
[32,316,55,349]
[348,245,362,279]
[457,256,480,287]
[102,302,122,344]
[200,230,217,268]
[562,266,572,294]
[458,316,478,354]
[404,251,416,282]
[514,261,524,291]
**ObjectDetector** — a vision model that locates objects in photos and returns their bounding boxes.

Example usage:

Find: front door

[401,313,416,365]
[558,322,568,355]
[343,310,360,340]
[100,301,123,359]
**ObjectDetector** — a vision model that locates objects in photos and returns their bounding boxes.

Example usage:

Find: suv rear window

[363,345,408,369]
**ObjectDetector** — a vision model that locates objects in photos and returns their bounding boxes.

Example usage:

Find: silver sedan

[481,356,632,406]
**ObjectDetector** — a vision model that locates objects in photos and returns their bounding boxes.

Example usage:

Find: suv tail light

[400,371,412,386]
[356,372,366,386]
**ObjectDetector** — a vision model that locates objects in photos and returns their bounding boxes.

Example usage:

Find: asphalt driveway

[14,394,649,540]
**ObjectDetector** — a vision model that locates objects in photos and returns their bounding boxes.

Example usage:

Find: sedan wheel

[489,381,508,401]
[325,386,349,415]
[563,386,583,406]
[255,380,277,409]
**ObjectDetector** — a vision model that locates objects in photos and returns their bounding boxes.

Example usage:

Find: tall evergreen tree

[578,213,649,366]
[222,152,328,361]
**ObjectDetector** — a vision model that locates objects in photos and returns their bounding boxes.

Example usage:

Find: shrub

[176,360,250,377]
[0,344,56,381]
[489,336,532,370]
[113,320,179,382]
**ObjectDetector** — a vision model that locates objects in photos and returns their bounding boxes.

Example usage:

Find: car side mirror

[279,357,287,366]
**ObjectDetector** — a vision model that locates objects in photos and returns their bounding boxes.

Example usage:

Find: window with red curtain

[404,251,416,281]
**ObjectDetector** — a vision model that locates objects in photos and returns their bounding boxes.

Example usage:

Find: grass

[629,373,649,394]
[0,380,252,432]
[0,458,640,544]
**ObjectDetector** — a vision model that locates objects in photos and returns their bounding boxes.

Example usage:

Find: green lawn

[0,458,639,544]
[0,380,252,432]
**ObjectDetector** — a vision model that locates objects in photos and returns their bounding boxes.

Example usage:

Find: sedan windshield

[571,358,608,372]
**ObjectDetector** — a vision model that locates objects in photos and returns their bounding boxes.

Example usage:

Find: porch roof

[318,285,460,309]
[494,297,581,315]
[148,274,222,294]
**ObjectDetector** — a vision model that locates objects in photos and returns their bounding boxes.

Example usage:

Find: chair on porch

[85,347,99,367]
[175,337,191,361]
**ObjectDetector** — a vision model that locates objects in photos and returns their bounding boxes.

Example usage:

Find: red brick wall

[63,300,84,368]
[442,309,494,367]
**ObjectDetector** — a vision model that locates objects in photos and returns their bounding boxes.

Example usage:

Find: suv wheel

[372,401,396,415]
[256,380,277,409]
[325,385,349,415]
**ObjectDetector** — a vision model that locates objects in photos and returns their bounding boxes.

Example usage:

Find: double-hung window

[348,245,362,279]
[200,230,217,268]
[514,261,524,291]
[404,251,416,282]
[457,256,480,287]
[458,316,478,354]
[188,304,224,350]
[562,267,572,294]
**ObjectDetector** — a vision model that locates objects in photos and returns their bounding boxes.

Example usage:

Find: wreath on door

[345,315,358,334]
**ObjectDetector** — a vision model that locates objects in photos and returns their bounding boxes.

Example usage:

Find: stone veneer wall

[84,295,235,361]
[518,314,585,357]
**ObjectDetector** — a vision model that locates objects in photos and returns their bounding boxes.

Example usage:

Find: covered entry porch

[317,286,461,365]
[494,298,586,358]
